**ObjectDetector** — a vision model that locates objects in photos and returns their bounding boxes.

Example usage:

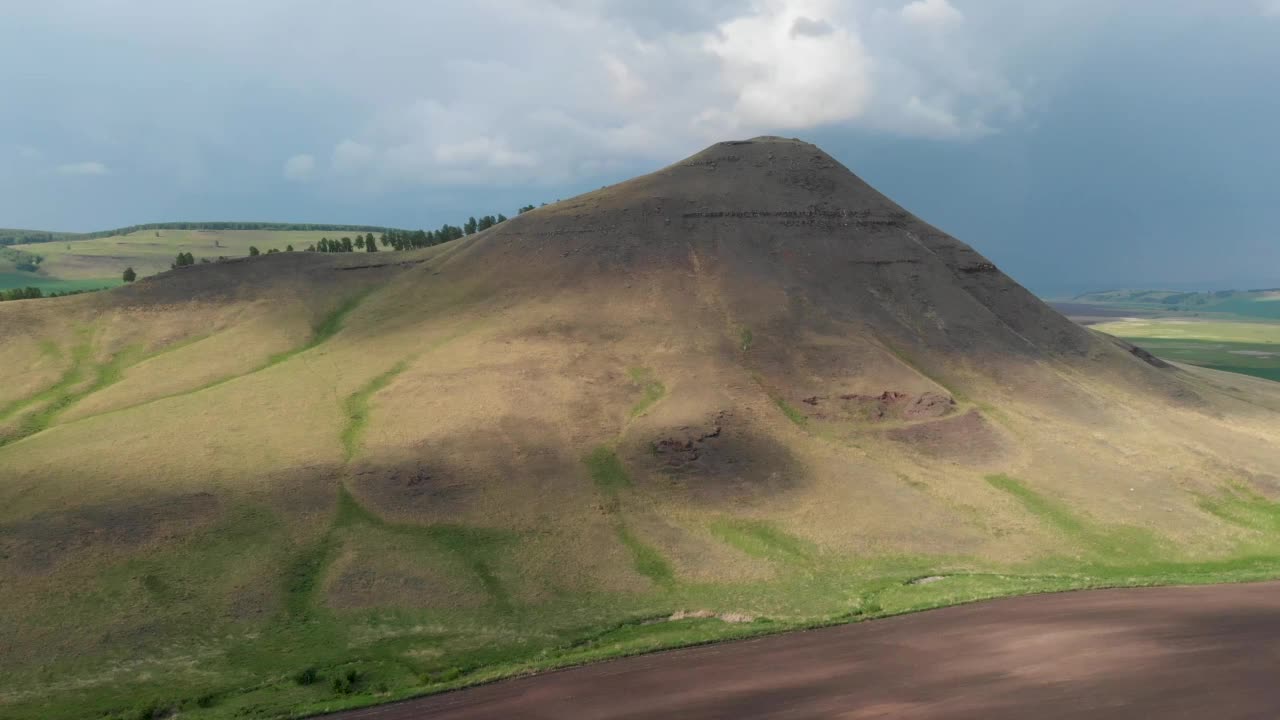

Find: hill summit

[2,137,1280,719]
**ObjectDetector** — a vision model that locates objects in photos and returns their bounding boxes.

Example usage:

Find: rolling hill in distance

[0,223,409,295]
[3,137,1280,719]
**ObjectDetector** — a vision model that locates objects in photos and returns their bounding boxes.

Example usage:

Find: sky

[2,0,1279,295]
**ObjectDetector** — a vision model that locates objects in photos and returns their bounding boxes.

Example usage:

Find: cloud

[1261,0,1280,16]
[704,0,872,130]
[901,0,963,28]
[7,1,1024,192]
[791,16,834,38]
[435,137,537,169]
[282,154,316,181]
[56,161,109,176]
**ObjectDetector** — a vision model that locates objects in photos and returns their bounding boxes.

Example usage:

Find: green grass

[1091,318,1280,345]
[0,334,124,445]
[10,491,1280,720]
[985,474,1163,562]
[0,272,118,293]
[585,446,631,496]
[268,292,369,367]
[711,519,813,563]
[617,525,675,588]
[52,291,372,429]
[342,359,411,460]
[739,327,754,352]
[986,474,1086,535]
[627,367,665,418]
[1198,484,1280,534]
[0,335,91,423]
[1087,322,1280,383]
[774,397,809,427]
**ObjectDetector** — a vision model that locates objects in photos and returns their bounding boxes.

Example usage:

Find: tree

[122,267,137,283]
[365,232,375,248]
[172,252,195,269]
[366,234,378,252]
[379,233,389,247]
[341,237,354,253]
[518,205,536,214]
[286,245,294,252]
[248,246,261,256]
[497,213,508,223]
[465,217,478,235]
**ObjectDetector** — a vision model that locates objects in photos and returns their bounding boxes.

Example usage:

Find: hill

[2,137,1280,719]
[1071,287,1280,320]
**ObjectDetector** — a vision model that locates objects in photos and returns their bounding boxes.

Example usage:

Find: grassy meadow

[1090,318,1280,382]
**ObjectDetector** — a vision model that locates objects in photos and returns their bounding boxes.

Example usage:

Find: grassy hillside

[2,139,1280,720]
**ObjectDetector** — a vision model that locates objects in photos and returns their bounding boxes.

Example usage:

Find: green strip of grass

[0,338,135,446]
[585,446,631,496]
[268,291,369,367]
[711,518,813,563]
[986,474,1085,535]
[332,487,515,610]
[627,367,665,418]
[985,474,1163,562]
[55,291,375,429]
[774,397,808,427]
[342,359,411,461]
[617,525,675,589]
[1198,484,1280,533]
[0,334,90,423]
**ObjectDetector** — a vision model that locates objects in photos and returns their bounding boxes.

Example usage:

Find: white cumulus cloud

[704,0,873,130]
[901,0,963,28]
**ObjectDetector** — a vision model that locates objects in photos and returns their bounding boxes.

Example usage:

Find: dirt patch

[908,576,947,586]
[0,492,222,573]
[885,410,1005,463]
[348,461,475,520]
[638,411,802,503]
[802,391,956,423]
[667,609,756,623]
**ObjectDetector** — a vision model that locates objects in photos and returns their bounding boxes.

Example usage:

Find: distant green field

[0,272,119,293]
[1090,318,1280,383]
[1070,288,1280,320]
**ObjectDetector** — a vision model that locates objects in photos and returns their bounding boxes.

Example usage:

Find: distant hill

[0,222,404,247]
[1072,288,1280,319]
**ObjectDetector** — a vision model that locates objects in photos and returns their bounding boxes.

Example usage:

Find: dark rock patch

[639,412,801,503]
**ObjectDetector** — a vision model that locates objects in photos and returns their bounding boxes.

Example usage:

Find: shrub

[294,667,320,686]
[331,668,362,694]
